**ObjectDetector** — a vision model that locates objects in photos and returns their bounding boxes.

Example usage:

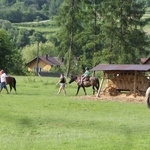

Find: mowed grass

[0,76,150,150]
[17,26,60,33]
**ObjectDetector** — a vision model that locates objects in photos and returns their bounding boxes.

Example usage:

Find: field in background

[0,76,150,150]
[13,8,150,36]
[13,20,58,38]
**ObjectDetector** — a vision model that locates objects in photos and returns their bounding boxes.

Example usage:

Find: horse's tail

[13,77,17,92]
[96,78,100,90]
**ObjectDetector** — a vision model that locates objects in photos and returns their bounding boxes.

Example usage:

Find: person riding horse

[69,74,99,95]
[80,67,90,85]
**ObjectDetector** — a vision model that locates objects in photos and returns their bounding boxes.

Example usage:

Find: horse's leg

[12,85,16,93]
[12,84,16,93]
[82,86,87,95]
[9,84,12,92]
[76,86,81,95]
[13,78,17,93]
[13,85,17,93]
[92,86,95,95]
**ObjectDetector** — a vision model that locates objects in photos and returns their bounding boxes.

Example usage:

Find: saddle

[83,76,90,82]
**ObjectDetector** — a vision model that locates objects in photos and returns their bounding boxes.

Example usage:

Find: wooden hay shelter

[91,64,150,97]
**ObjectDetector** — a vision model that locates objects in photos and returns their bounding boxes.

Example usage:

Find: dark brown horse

[69,75,99,95]
[6,76,17,93]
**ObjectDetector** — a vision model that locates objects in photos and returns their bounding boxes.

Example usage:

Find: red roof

[91,64,150,71]
[26,55,61,66]
[39,56,61,66]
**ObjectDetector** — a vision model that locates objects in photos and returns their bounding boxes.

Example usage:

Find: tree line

[0,0,150,75]
[55,0,150,75]
[0,0,63,23]
[0,0,149,23]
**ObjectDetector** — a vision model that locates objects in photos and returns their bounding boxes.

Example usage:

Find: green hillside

[0,0,64,23]
[13,20,59,37]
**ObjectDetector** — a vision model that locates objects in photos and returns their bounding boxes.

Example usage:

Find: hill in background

[0,0,64,23]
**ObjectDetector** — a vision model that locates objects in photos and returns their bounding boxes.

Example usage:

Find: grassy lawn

[0,76,150,150]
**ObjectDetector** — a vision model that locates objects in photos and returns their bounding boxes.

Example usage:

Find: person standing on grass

[56,73,66,95]
[0,70,9,94]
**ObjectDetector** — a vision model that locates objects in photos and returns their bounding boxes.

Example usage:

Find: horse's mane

[71,74,82,78]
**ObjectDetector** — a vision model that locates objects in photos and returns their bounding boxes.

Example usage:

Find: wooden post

[96,72,105,97]
[36,42,39,76]
[92,71,95,77]
[133,71,137,97]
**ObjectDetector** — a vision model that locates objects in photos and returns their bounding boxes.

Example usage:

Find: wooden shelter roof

[91,64,150,72]
[92,64,150,98]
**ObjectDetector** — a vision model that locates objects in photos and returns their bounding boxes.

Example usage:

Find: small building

[26,54,61,73]
[91,64,150,97]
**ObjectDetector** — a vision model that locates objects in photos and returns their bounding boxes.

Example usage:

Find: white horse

[146,87,150,108]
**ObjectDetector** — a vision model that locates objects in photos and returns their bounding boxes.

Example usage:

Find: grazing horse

[69,75,99,95]
[146,87,150,108]
[5,76,17,93]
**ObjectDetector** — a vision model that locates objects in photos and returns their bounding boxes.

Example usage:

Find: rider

[80,67,90,85]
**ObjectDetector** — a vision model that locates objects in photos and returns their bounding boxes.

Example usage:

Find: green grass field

[0,76,150,150]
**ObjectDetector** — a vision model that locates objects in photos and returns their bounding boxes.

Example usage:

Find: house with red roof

[26,54,62,73]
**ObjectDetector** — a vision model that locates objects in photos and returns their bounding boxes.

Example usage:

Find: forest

[0,0,63,22]
[0,0,150,75]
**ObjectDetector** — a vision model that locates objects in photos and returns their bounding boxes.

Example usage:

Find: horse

[146,87,150,108]
[5,76,17,93]
[69,75,99,95]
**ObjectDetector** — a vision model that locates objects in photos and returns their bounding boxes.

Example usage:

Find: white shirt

[1,73,7,82]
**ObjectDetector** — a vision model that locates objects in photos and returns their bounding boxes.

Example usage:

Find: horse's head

[68,75,77,84]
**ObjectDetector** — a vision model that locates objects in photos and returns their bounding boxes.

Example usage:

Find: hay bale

[104,72,149,96]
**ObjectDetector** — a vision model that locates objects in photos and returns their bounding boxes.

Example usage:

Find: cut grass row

[0,76,150,150]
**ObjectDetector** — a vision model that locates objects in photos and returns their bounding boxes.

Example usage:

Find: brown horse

[69,75,99,95]
[6,76,17,93]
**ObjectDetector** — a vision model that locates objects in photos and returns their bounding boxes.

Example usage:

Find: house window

[39,68,42,72]
[33,67,42,72]
[33,67,36,72]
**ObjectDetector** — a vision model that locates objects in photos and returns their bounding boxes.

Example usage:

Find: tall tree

[16,29,30,48]
[55,0,83,76]
[100,0,149,64]
[76,0,103,67]
[0,29,23,74]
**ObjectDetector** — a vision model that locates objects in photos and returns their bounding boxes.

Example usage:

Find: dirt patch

[75,93,146,104]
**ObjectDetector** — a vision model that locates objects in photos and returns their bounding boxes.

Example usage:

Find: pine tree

[100,0,149,64]
[55,0,83,76]
[75,0,103,67]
